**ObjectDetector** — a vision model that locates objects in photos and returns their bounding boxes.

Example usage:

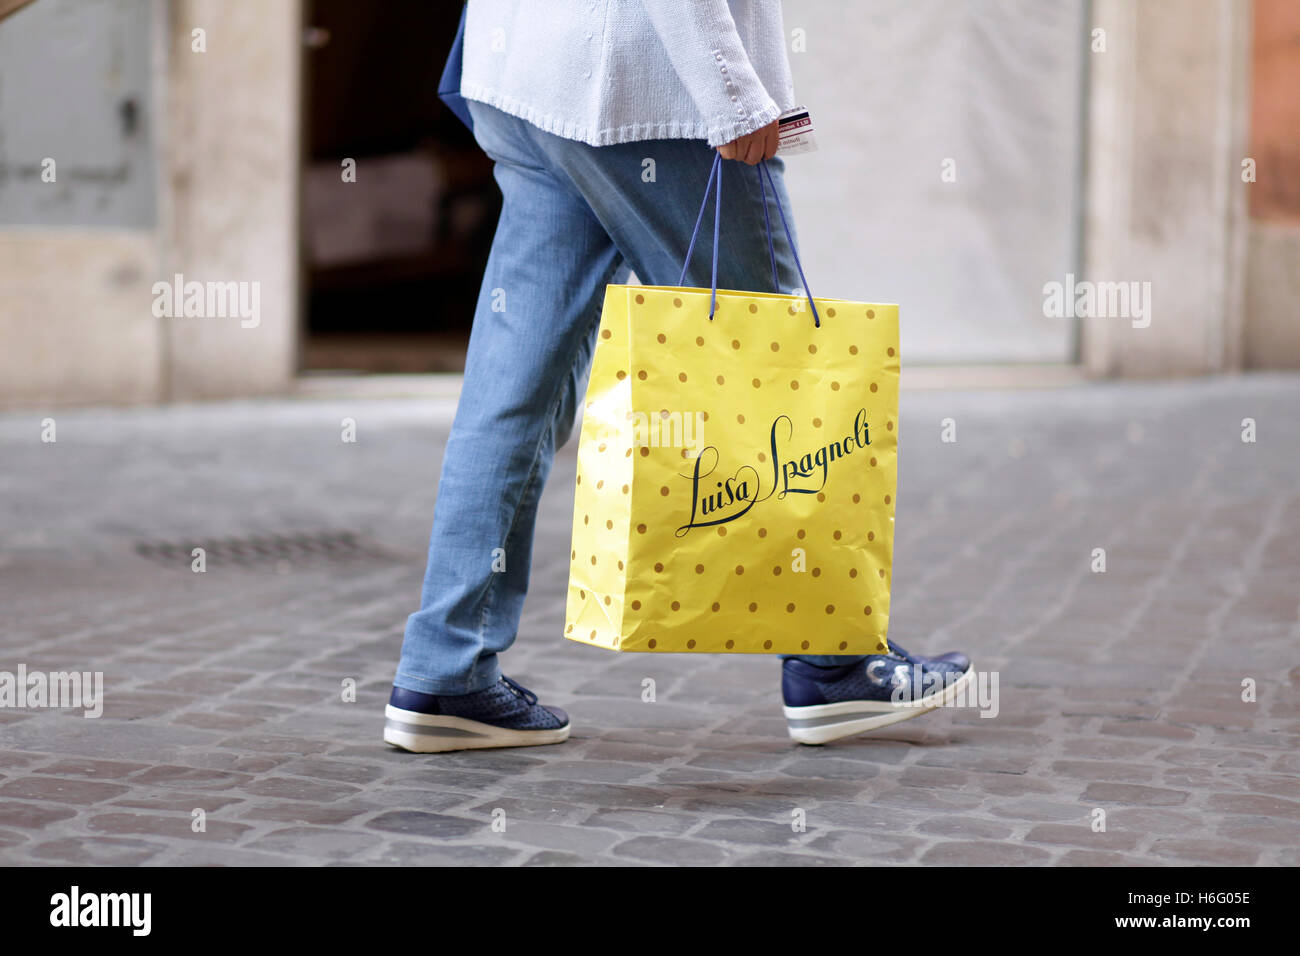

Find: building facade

[0,0,1296,406]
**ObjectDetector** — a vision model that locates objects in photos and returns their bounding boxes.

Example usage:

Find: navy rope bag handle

[678,153,820,328]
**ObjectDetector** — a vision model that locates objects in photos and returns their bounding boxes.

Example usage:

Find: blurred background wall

[0,0,301,404]
[786,0,1087,364]
[0,0,1296,406]
[1242,0,1300,368]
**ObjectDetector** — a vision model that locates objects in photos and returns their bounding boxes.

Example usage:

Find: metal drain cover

[134,530,398,569]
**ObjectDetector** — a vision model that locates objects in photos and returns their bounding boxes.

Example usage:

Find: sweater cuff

[706,98,782,148]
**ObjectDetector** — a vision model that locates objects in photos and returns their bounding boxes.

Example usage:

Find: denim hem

[393,668,501,697]
[782,655,871,667]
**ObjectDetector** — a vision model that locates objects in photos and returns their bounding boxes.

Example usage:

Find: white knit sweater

[460,0,796,147]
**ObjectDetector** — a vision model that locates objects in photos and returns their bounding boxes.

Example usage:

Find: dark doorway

[300,0,497,373]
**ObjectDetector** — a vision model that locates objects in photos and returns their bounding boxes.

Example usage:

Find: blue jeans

[394,102,864,695]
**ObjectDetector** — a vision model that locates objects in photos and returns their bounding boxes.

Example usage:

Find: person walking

[385,0,972,753]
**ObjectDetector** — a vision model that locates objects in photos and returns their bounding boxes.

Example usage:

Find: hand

[716,119,779,165]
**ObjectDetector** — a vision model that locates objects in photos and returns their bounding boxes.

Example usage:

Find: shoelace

[501,676,538,707]
[884,640,918,665]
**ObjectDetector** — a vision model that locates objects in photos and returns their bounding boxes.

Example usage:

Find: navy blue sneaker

[384,676,570,753]
[782,642,974,744]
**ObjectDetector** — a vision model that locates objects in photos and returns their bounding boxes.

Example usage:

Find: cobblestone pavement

[1,373,1297,867]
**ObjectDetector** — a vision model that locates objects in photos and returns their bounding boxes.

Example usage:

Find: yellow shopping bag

[564,157,899,655]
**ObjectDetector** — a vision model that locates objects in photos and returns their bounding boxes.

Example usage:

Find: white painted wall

[782,0,1086,364]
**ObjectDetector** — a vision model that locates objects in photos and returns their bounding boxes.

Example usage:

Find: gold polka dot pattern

[563,284,898,655]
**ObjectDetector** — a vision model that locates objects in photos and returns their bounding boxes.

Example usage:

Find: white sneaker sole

[383,704,570,754]
[783,666,976,745]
